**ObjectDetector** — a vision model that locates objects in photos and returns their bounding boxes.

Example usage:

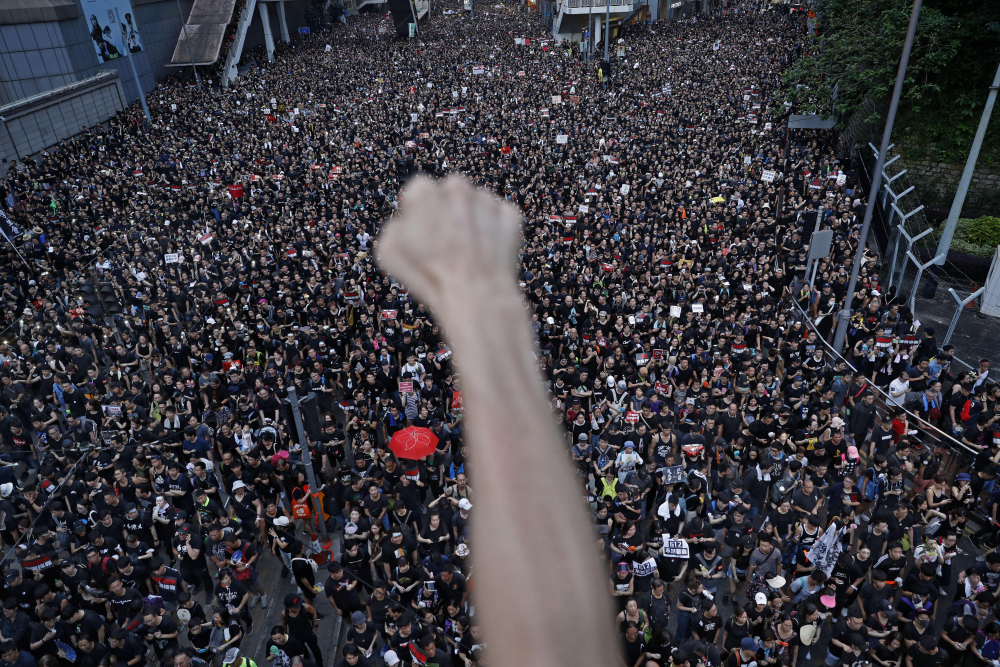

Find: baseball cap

[847,446,859,459]
[754,592,767,605]
[222,648,241,665]
[458,498,472,511]
[741,637,757,651]
[384,651,400,666]
[351,611,366,625]
[273,516,290,527]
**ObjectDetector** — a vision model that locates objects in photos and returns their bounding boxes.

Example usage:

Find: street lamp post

[832,0,923,353]
[603,0,609,61]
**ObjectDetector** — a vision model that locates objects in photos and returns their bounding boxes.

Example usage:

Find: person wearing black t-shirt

[172,525,213,604]
[324,563,364,618]
[827,611,868,665]
[692,601,721,644]
[266,627,307,666]
[106,578,143,626]
[906,632,949,667]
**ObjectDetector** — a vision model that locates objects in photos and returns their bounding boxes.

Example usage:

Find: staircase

[169,0,238,68]
[222,0,258,86]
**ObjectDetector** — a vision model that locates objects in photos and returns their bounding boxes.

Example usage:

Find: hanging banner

[84,0,143,62]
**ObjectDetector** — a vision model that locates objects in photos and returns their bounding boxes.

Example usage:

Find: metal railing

[785,293,979,461]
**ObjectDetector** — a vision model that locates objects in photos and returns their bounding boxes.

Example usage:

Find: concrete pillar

[594,13,601,50]
[277,0,290,43]
[259,2,275,61]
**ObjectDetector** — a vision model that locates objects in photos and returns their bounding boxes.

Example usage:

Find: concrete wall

[0,0,194,110]
[133,0,196,78]
[900,156,1000,219]
[0,70,125,165]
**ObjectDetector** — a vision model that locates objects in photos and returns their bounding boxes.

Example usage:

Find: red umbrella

[388,426,439,460]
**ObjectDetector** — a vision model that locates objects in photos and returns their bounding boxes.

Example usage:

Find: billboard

[84,0,143,63]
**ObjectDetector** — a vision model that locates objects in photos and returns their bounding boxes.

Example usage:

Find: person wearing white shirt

[615,441,643,484]
[887,371,909,408]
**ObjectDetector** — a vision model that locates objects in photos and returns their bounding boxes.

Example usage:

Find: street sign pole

[285,386,329,541]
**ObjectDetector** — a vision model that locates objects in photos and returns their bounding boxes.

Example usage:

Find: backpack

[781,539,798,568]
[292,556,319,574]
[946,598,976,618]
[862,468,885,501]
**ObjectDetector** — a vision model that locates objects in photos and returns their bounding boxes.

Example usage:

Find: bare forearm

[377,176,618,667]
[444,290,618,667]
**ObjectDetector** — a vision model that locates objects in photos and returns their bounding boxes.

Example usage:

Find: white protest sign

[661,466,686,485]
[662,539,690,559]
[164,253,181,264]
[555,134,569,144]
[837,173,847,186]
[761,170,776,183]
[669,305,682,318]
[691,303,704,313]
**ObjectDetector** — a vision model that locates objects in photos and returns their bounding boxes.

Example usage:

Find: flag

[0,207,25,244]
[228,184,244,199]
[806,522,847,576]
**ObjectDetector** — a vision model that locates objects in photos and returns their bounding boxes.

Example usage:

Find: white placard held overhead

[662,539,690,559]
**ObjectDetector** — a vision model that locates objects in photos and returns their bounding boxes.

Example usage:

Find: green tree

[783,0,1000,163]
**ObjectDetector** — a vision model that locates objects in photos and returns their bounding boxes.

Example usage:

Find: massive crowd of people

[0,0,998,666]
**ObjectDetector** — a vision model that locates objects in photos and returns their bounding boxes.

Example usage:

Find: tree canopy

[783,0,1000,163]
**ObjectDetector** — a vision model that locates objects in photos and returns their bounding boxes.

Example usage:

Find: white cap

[384,651,400,666]
[755,592,768,605]
[458,498,472,511]
[231,480,246,491]
[273,516,290,527]
[0,483,12,498]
